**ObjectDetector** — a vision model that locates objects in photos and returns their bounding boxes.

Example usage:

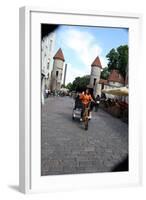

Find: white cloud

[59,27,109,84]
[60,28,102,67]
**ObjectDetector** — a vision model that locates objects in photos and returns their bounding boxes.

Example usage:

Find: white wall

[0,0,145,200]
[108,81,124,87]
[42,33,55,90]
[52,59,64,90]
[41,32,55,77]
[90,66,101,87]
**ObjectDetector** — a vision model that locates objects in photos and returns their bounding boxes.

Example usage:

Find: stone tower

[89,56,102,97]
[51,48,65,91]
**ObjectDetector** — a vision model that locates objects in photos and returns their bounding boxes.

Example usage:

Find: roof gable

[91,56,102,68]
[53,48,65,61]
[108,69,124,84]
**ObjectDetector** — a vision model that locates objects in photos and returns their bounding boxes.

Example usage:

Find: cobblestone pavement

[41,96,128,176]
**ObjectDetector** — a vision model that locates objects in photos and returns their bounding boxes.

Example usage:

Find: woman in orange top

[79,89,93,120]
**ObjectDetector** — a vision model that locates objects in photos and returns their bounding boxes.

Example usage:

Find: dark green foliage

[106,48,119,70]
[66,75,90,92]
[117,45,128,79]
[100,67,110,80]
[66,82,73,91]
[106,45,128,79]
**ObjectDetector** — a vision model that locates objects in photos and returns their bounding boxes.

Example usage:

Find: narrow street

[41,96,128,175]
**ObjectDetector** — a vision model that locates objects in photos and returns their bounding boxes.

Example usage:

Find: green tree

[72,75,90,92]
[106,48,118,70]
[66,82,73,91]
[100,67,110,80]
[106,45,128,79]
[117,45,128,79]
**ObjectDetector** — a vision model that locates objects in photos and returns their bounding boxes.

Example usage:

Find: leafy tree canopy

[106,48,119,70]
[66,82,73,91]
[117,45,128,78]
[106,45,128,79]
[66,75,90,92]
[100,67,110,80]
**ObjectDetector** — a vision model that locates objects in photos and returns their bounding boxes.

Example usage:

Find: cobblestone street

[41,96,128,176]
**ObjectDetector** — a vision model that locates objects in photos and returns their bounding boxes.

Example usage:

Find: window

[102,84,104,90]
[56,71,58,77]
[93,78,96,86]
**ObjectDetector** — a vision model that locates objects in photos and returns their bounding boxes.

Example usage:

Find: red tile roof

[108,69,124,84]
[91,56,102,68]
[99,79,108,84]
[53,48,65,61]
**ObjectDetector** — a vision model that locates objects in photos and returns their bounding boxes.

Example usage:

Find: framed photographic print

[19,7,142,193]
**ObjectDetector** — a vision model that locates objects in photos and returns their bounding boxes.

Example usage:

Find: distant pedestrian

[45,88,49,98]
[95,95,100,112]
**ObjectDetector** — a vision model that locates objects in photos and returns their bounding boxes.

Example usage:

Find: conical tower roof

[91,56,102,68]
[53,48,65,62]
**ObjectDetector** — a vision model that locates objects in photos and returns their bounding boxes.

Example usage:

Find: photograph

[41,24,129,176]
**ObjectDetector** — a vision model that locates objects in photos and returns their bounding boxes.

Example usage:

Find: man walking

[95,95,100,112]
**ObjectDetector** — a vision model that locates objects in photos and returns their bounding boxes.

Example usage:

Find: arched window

[93,78,96,86]
[56,71,58,77]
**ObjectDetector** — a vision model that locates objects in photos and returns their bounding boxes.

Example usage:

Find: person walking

[95,95,100,112]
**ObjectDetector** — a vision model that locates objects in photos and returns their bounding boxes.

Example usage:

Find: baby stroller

[72,95,83,120]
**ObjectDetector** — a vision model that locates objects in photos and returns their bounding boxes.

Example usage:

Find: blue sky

[54,25,128,84]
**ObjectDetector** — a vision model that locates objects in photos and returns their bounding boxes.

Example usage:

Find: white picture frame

[19,6,142,194]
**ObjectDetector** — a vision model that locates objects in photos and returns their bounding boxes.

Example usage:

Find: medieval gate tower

[51,48,65,91]
[89,56,102,97]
